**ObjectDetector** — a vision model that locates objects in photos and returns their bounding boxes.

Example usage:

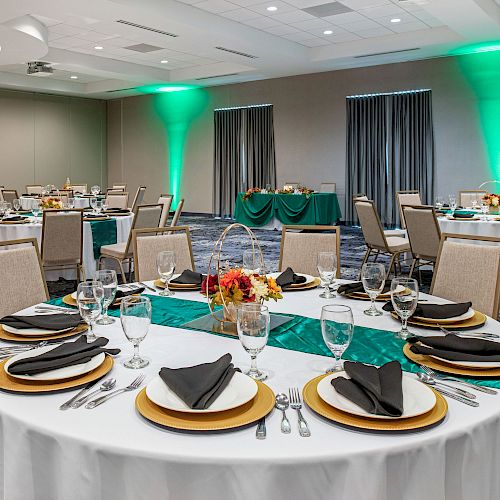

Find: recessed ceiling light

[267,6,277,11]
[323,30,333,35]
[70,75,78,79]
[94,45,103,50]
[390,18,401,23]
[160,59,169,64]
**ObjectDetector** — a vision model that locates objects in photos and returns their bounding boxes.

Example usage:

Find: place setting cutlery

[275,393,291,434]
[68,378,117,409]
[289,387,311,437]
[416,372,479,406]
[85,374,145,409]
[438,325,499,340]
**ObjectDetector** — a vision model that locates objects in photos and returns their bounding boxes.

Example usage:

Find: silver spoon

[416,372,478,403]
[275,393,291,434]
[70,378,117,408]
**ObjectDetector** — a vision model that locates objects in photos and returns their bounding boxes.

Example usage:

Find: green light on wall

[450,41,500,56]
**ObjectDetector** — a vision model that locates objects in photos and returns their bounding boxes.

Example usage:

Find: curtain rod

[346,89,431,99]
[214,103,273,111]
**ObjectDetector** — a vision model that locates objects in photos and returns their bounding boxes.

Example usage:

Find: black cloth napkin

[7,336,120,375]
[171,270,205,285]
[84,213,107,219]
[115,285,145,299]
[452,212,475,219]
[382,301,471,320]
[2,216,27,222]
[408,335,500,362]
[0,313,82,331]
[276,267,307,287]
[331,361,404,417]
[338,281,391,296]
[159,353,238,409]
[104,208,130,213]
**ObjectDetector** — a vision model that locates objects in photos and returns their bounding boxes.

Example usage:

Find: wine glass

[390,278,419,340]
[94,269,117,325]
[449,195,457,211]
[67,197,75,209]
[361,262,385,316]
[90,197,98,214]
[77,281,104,342]
[31,200,42,224]
[95,200,104,214]
[435,196,443,210]
[3,203,12,216]
[321,304,354,372]
[157,250,175,296]
[317,251,337,298]
[237,303,270,381]
[471,198,478,210]
[243,249,261,274]
[91,185,101,196]
[121,296,152,369]
[13,199,20,212]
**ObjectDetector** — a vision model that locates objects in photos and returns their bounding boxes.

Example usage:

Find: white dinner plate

[267,272,315,288]
[1,322,73,337]
[4,345,105,381]
[413,306,475,324]
[317,371,436,420]
[427,355,500,370]
[146,371,258,413]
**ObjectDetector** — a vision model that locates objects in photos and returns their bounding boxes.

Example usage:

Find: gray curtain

[245,106,277,190]
[213,108,243,218]
[345,90,435,227]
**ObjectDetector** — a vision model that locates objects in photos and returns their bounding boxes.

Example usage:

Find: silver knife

[433,387,479,407]
[138,282,157,292]
[256,417,266,439]
[59,381,99,411]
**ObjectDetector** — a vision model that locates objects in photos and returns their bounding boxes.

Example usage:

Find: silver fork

[438,325,499,339]
[421,366,497,395]
[85,374,145,409]
[289,387,311,437]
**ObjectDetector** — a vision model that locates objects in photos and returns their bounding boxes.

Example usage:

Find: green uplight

[156,85,192,93]
[137,84,197,95]
[450,41,500,56]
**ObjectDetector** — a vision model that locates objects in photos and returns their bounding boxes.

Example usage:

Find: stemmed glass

[361,263,385,316]
[237,303,270,381]
[321,305,354,372]
[317,251,337,299]
[121,296,152,369]
[77,281,104,342]
[157,250,175,296]
[3,203,12,216]
[91,185,101,196]
[95,200,104,214]
[435,196,443,210]
[31,200,42,224]
[90,198,98,214]
[67,198,75,209]
[13,199,20,212]
[94,270,118,325]
[243,248,261,274]
[449,195,457,211]
[481,202,489,220]
[390,277,419,340]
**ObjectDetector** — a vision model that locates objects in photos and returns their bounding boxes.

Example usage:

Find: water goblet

[481,202,489,220]
[91,185,101,196]
[321,304,354,372]
[449,195,457,211]
[361,262,385,316]
[121,296,152,369]
[317,251,337,299]
[77,281,104,342]
[95,200,104,214]
[13,199,20,212]
[390,278,419,340]
[435,196,443,210]
[90,197,98,214]
[243,248,261,274]
[67,198,75,209]
[237,303,270,381]
[157,250,175,296]
[3,203,12,216]
[94,269,118,325]
[31,200,42,224]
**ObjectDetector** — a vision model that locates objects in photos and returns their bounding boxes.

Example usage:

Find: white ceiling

[0,0,499,98]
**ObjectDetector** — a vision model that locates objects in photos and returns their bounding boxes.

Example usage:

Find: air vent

[124,43,164,53]
[215,46,257,59]
[355,47,420,58]
[116,20,178,38]
[195,73,239,80]
[302,2,352,18]
[105,87,138,93]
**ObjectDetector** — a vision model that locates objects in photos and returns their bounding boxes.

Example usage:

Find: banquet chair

[58,189,74,199]
[131,186,147,213]
[320,183,336,193]
[279,225,341,277]
[402,205,441,280]
[132,226,195,281]
[105,192,129,210]
[459,190,487,207]
[98,204,162,283]
[354,199,410,277]
[0,239,49,317]
[431,233,500,318]
[170,199,184,227]
[112,184,127,191]
[25,184,42,195]
[1,189,19,204]
[396,190,422,229]
[158,194,173,227]
[72,184,88,195]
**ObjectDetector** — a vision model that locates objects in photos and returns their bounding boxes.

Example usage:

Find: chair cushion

[384,229,407,238]
[100,242,130,258]
[386,236,410,252]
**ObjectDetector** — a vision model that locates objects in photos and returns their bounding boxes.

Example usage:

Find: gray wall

[0,90,107,194]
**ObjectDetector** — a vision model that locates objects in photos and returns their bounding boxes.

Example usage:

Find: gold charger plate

[136,381,274,431]
[390,310,487,330]
[403,343,500,377]
[0,355,113,393]
[0,323,88,343]
[343,291,391,302]
[303,374,447,432]
[281,277,321,292]
[154,279,201,291]
[83,216,110,222]
[104,212,131,217]
[0,219,30,225]
[62,294,137,308]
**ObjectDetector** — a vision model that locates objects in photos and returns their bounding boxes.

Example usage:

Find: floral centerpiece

[278,185,314,195]
[242,187,261,201]
[483,193,500,212]
[202,268,282,322]
[41,197,63,210]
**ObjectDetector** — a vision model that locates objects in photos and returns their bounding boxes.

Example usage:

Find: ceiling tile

[285,0,336,8]
[32,14,63,26]
[290,18,331,29]
[322,11,368,24]
[341,18,381,31]
[220,8,261,20]
[375,13,419,26]
[356,26,392,37]
[195,0,239,13]
[322,31,361,41]
[176,0,205,4]
[49,24,88,36]
[359,3,405,18]
[48,32,67,41]
[228,0,271,6]
[247,1,296,15]
[48,37,90,49]
[299,37,330,46]
[242,15,284,27]
[338,0,389,9]
[412,12,444,27]
[283,31,320,41]
[272,10,315,22]
[100,37,138,48]
[75,31,121,42]
[263,24,301,34]
[388,20,428,32]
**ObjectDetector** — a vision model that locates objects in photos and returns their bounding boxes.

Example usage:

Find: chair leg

[359,248,372,279]
[409,258,418,278]
[117,259,127,284]
[373,250,380,263]
[388,253,398,278]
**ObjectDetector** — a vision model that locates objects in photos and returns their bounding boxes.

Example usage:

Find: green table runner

[89,219,117,259]
[234,192,342,226]
[49,295,500,388]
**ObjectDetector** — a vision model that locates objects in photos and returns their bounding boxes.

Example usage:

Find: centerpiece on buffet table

[242,185,314,201]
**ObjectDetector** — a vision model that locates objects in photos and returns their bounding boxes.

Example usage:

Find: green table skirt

[234,192,342,226]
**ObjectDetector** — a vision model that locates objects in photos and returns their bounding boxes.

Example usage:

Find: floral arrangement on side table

[41,197,63,210]
[483,193,500,211]
[242,187,261,201]
[279,185,314,195]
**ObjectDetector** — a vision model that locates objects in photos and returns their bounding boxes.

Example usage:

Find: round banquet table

[437,213,500,241]
[1,281,500,500]
[20,196,104,210]
[0,214,133,279]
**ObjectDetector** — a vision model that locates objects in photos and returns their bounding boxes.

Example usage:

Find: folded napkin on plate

[159,353,238,409]
[452,212,475,219]
[338,281,390,296]
[331,360,404,417]
[2,216,26,222]
[170,269,205,285]
[0,313,82,331]
[408,335,500,362]
[115,284,145,299]
[7,336,120,375]
[84,213,107,219]
[104,208,130,213]
[276,267,307,287]
[382,301,471,320]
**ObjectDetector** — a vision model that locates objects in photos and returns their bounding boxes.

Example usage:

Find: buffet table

[234,192,342,229]
[1,283,499,500]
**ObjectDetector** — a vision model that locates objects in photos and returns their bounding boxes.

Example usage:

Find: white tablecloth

[0,214,133,279]
[20,197,97,210]
[1,282,499,500]
[438,214,500,241]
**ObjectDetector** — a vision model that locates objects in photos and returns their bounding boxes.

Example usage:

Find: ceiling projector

[26,61,53,76]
